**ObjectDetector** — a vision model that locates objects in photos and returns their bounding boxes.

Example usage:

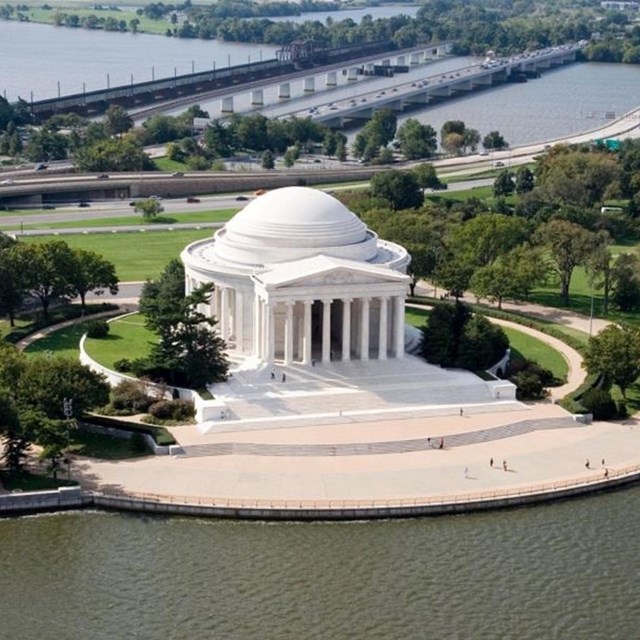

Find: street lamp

[63,397,74,479]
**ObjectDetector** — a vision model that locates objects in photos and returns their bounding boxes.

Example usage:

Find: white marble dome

[212,186,379,266]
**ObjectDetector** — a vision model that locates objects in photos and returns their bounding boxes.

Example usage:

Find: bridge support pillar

[221,96,234,113]
[278,82,290,99]
[347,67,358,82]
[303,77,315,93]
[251,89,263,106]
[410,52,422,65]
[325,71,337,86]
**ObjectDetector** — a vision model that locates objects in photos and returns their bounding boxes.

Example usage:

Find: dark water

[1,487,639,639]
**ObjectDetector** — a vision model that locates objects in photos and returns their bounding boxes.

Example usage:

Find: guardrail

[91,461,640,517]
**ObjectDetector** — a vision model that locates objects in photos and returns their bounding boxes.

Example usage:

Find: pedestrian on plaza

[464,467,468,479]
[601,458,606,468]
[604,468,609,479]
[427,437,431,448]
[439,437,444,450]
[502,460,507,472]
[585,459,590,469]
[282,372,286,383]
[459,407,464,417]
[270,369,275,380]
[311,359,316,367]
[490,457,494,468]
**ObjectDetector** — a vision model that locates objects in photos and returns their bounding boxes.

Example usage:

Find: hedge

[80,414,176,446]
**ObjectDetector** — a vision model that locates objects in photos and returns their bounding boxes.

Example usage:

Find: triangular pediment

[252,255,408,289]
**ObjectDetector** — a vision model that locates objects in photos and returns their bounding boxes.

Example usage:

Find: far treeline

[346,139,640,318]
[3,0,640,65]
[0,98,505,171]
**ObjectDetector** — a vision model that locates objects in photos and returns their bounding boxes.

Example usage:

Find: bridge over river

[273,43,584,128]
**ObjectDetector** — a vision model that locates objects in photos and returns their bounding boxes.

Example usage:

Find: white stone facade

[181,187,411,366]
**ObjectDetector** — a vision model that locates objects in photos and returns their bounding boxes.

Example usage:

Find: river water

[1,486,639,639]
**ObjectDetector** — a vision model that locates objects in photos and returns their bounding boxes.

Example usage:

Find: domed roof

[225,187,367,247]
[212,187,378,266]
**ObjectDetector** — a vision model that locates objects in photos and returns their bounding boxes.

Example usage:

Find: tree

[585,234,613,315]
[135,198,164,221]
[19,241,76,318]
[611,253,640,312]
[352,109,397,161]
[144,285,229,388]
[515,166,535,194]
[493,170,515,197]
[534,220,598,306]
[261,149,275,170]
[412,163,443,190]
[74,136,153,172]
[396,119,437,159]
[16,357,110,419]
[68,249,119,309]
[0,241,26,326]
[584,325,640,398]
[139,259,186,332]
[482,130,508,150]
[283,147,297,168]
[370,170,422,210]
[462,128,480,154]
[0,389,26,472]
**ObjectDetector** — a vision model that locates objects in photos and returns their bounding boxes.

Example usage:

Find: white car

[0,178,14,185]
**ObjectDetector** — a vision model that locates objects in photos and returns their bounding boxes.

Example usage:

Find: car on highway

[254,189,267,196]
[479,150,489,156]
[235,195,249,201]
[494,161,505,168]
[97,173,109,179]
[186,196,200,203]
[35,163,48,171]
[172,172,184,177]
[78,201,90,208]
[0,178,14,185]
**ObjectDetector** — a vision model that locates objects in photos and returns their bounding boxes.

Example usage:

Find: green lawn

[24,7,170,35]
[405,306,569,379]
[154,157,189,172]
[2,208,237,232]
[24,229,211,281]
[23,323,87,359]
[71,429,149,459]
[84,313,154,369]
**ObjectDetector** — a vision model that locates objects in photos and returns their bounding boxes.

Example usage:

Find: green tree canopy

[370,170,423,210]
[584,325,640,398]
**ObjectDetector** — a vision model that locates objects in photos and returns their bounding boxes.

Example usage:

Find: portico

[181,186,411,368]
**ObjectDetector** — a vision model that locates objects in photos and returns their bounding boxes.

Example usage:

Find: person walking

[439,437,444,450]
[490,457,494,468]
[502,460,507,472]
[585,459,590,469]
[282,372,286,383]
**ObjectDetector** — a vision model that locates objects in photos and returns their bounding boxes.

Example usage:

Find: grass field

[23,323,87,359]
[405,306,569,378]
[25,229,211,280]
[1,208,238,232]
[84,313,154,369]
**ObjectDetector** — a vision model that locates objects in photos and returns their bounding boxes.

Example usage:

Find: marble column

[252,295,260,358]
[284,301,294,365]
[265,301,274,364]
[341,298,351,362]
[322,299,332,364]
[394,295,405,358]
[302,300,312,364]
[235,290,243,353]
[220,287,229,340]
[360,298,370,362]
[378,297,388,360]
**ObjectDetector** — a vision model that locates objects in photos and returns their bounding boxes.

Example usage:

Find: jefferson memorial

[181,186,413,366]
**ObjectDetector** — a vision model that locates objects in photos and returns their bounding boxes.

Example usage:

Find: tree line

[0,233,119,325]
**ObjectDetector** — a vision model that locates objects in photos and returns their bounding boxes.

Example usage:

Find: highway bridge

[278,43,584,127]
[24,40,451,120]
